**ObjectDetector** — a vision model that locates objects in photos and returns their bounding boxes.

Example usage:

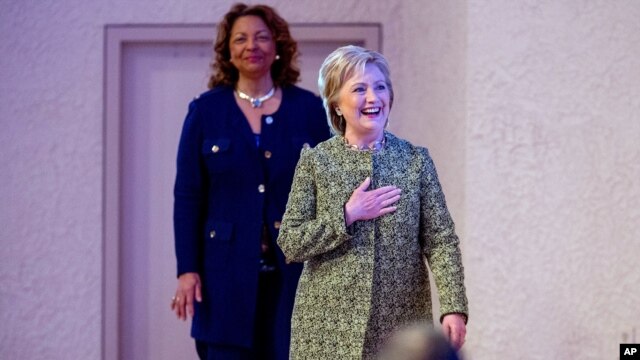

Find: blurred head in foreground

[377,322,462,360]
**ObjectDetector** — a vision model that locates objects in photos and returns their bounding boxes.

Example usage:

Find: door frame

[103,23,381,360]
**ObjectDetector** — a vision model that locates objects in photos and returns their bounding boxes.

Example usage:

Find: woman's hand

[442,313,467,350]
[170,272,202,321]
[344,177,401,226]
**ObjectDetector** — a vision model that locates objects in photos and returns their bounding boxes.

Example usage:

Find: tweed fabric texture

[277,133,468,359]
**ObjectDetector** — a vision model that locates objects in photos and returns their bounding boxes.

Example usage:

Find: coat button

[302,142,310,149]
[209,230,216,238]
[273,221,281,229]
[211,145,220,153]
[265,116,274,125]
[258,184,265,193]
[264,150,272,159]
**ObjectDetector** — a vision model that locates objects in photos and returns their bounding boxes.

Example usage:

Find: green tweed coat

[277,133,468,360]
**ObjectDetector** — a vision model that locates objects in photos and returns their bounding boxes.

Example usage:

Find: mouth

[245,55,263,62]
[361,107,382,116]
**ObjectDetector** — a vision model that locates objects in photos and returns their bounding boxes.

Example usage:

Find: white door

[117,33,378,359]
[120,42,209,360]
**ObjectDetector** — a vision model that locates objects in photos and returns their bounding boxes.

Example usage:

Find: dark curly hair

[207,3,300,89]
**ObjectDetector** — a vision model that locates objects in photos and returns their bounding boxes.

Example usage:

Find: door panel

[121,42,209,360]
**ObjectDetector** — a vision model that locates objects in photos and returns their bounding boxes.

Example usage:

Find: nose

[246,37,257,49]
[365,87,379,103]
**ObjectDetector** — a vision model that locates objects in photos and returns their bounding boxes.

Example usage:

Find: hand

[170,272,202,321]
[344,177,401,226]
[442,313,467,350]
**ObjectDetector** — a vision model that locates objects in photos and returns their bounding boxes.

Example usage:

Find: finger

[442,323,452,341]
[195,282,202,303]
[357,177,371,192]
[180,296,189,321]
[448,323,465,351]
[458,328,466,349]
[176,297,183,320]
[174,296,184,320]
[457,334,465,350]
[380,194,401,208]
[369,185,399,196]
[370,189,402,202]
[449,329,461,350]
[377,206,397,216]
[186,292,195,318]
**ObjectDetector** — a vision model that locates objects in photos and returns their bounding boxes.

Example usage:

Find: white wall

[465,1,640,359]
[1,0,638,359]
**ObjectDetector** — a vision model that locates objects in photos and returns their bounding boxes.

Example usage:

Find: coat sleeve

[418,148,469,322]
[173,100,207,277]
[277,148,353,262]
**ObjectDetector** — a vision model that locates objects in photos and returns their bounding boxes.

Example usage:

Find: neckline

[231,85,285,117]
[334,132,392,155]
[229,86,287,149]
[236,87,276,108]
[343,135,386,152]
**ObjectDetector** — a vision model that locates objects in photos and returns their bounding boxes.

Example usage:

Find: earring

[275,54,280,60]
[335,108,342,116]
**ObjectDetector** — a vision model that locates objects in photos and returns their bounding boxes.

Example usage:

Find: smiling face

[336,63,391,142]
[228,15,277,79]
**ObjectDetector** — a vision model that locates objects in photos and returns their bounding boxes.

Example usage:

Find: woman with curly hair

[170,3,330,359]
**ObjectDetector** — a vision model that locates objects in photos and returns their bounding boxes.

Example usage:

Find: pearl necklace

[236,87,275,108]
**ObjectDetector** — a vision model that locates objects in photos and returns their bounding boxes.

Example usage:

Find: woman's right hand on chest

[344,177,402,226]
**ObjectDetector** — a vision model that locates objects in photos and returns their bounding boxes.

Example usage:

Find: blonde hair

[318,45,394,135]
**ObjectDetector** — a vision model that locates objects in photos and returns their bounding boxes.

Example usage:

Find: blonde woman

[278,45,468,359]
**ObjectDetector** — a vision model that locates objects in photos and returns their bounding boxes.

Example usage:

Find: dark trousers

[196,271,281,360]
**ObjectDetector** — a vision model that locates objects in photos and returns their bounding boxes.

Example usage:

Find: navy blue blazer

[173,85,330,352]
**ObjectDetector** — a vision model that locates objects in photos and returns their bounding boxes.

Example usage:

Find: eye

[352,86,366,93]
[257,34,272,41]
[233,36,246,44]
[376,83,387,90]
